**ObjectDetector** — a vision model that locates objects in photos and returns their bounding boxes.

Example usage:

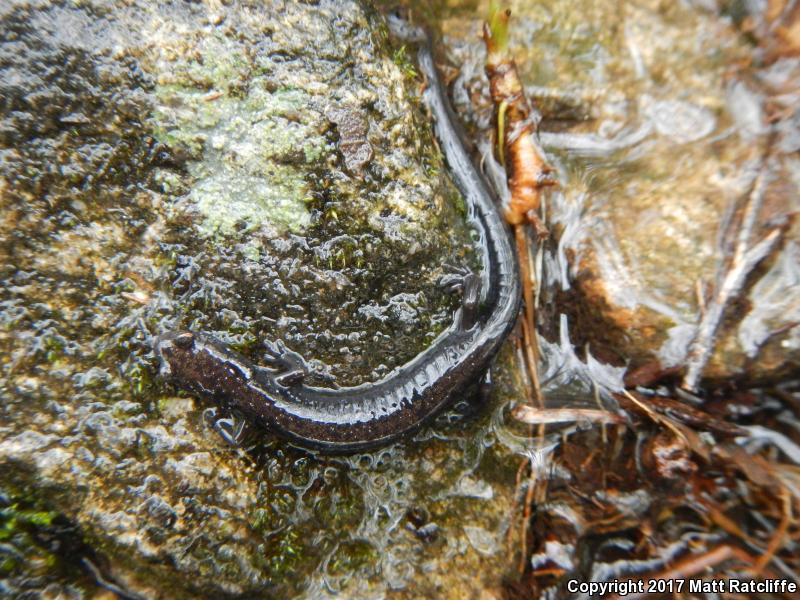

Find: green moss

[241,240,262,262]
[328,540,377,576]
[249,508,271,531]
[392,45,417,79]
[156,397,170,414]
[1,505,57,533]
[273,528,302,567]
[0,491,63,576]
[43,335,64,363]
[250,526,305,581]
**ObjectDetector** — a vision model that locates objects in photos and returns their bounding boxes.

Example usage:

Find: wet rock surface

[0,0,522,597]
[441,0,799,385]
[3,0,799,597]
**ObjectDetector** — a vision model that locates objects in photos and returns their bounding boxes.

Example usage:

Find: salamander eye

[173,332,195,349]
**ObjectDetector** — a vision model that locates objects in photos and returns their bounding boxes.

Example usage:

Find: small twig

[683,168,783,391]
[619,389,689,444]
[753,484,793,574]
[617,392,747,436]
[511,405,625,426]
[506,337,538,565]
[203,90,225,102]
[506,456,530,556]
[520,311,543,406]
[606,544,756,600]
[695,279,706,316]
[519,456,539,574]
[705,502,758,546]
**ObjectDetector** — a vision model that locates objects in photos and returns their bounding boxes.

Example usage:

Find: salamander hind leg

[439,263,471,291]
[437,369,494,430]
[479,368,493,404]
[439,265,481,331]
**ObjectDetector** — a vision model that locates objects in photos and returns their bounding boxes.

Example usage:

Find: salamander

[154,35,521,453]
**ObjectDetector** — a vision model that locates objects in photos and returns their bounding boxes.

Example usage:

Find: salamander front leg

[263,339,308,387]
[203,407,254,447]
[440,266,481,331]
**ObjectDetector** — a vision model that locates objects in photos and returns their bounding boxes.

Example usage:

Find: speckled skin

[154,41,521,453]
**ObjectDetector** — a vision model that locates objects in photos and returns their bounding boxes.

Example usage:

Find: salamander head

[154,330,256,400]
[154,331,201,379]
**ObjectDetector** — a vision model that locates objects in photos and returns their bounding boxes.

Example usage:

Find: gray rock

[1,1,512,598]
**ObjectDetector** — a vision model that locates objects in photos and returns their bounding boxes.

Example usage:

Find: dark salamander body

[155,40,521,453]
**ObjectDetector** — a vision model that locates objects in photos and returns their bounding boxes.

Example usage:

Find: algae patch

[151,34,327,236]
